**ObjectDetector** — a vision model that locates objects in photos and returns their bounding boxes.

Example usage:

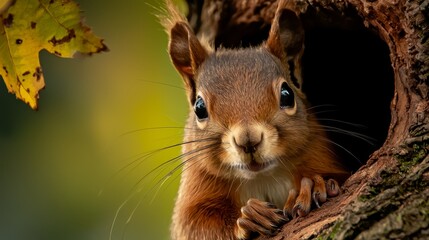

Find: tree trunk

[185,0,429,238]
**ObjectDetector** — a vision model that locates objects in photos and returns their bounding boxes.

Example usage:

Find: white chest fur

[237,172,293,208]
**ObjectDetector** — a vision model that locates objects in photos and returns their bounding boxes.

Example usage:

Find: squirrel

[162,0,349,239]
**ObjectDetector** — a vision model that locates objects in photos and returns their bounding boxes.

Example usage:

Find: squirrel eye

[280,82,295,109]
[194,96,208,120]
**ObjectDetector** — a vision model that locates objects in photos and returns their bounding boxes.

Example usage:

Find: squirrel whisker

[109,140,219,240]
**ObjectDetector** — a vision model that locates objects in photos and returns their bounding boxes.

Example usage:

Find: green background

[0,0,187,239]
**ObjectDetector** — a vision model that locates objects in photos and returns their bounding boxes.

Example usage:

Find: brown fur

[163,0,348,239]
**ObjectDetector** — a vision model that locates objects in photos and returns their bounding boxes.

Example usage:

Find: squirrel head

[166,3,315,180]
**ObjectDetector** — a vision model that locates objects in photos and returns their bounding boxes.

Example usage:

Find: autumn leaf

[0,0,108,109]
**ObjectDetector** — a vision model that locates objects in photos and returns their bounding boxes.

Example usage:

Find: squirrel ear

[266,6,304,62]
[168,22,208,102]
[169,22,208,76]
[266,4,305,89]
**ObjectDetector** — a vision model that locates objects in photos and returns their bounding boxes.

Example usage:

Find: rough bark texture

[185,0,429,239]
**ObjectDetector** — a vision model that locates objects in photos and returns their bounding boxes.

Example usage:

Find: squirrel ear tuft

[169,22,208,79]
[266,6,304,62]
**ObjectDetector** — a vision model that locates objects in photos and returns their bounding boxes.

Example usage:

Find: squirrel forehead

[196,48,287,94]
[194,48,287,123]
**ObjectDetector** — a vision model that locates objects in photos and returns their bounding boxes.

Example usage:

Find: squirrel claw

[312,191,321,208]
[285,175,341,219]
[292,201,310,217]
[291,177,313,217]
[326,179,340,197]
[312,175,327,208]
[283,189,297,218]
[291,204,301,218]
[235,198,287,239]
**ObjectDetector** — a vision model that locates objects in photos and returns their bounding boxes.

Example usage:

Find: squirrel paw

[284,176,340,218]
[313,177,341,207]
[235,198,287,240]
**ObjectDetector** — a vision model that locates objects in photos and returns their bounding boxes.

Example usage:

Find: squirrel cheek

[221,133,242,165]
[256,127,281,158]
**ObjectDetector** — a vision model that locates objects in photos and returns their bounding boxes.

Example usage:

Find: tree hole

[301,10,395,171]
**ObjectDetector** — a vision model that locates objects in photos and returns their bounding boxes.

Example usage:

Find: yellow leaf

[0,0,108,109]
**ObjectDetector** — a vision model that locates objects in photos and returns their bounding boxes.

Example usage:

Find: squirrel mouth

[248,160,265,172]
[232,154,276,173]
[244,154,273,172]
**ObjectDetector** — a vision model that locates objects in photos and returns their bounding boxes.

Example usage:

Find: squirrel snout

[231,126,264,154]
[234,137,261,154]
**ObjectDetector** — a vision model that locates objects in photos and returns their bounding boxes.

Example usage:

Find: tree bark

[185,0,429,238]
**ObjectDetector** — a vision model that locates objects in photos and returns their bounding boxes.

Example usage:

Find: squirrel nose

[241,142,259,154]
[232,133,263,154]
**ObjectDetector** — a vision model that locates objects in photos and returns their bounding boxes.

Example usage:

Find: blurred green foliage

[0,0,187,239]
